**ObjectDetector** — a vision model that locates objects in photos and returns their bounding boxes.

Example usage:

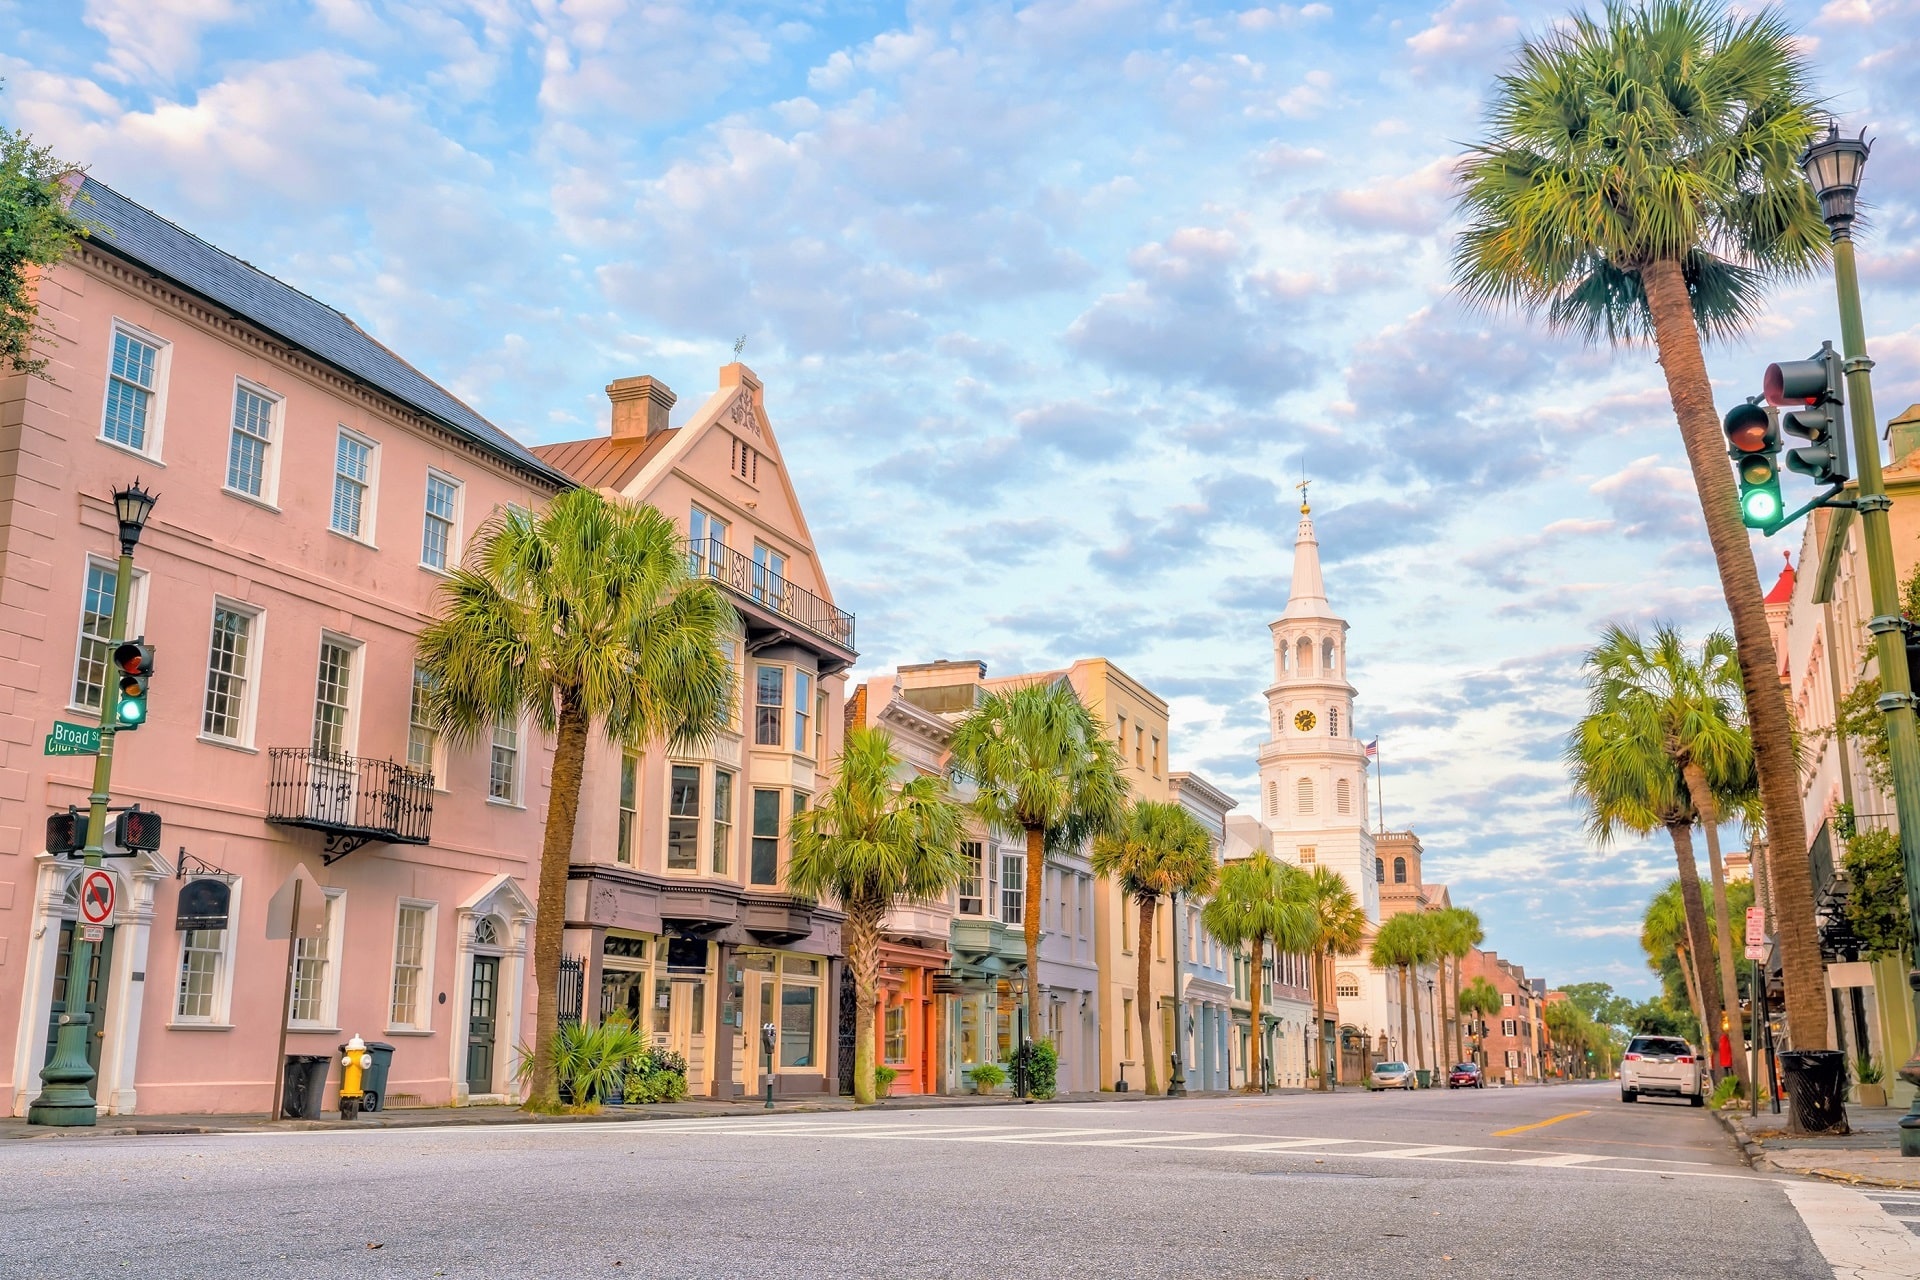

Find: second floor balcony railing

[267,747,435,863]
[686,536,855,652]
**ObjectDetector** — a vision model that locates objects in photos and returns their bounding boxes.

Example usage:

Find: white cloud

[82,0,242,84]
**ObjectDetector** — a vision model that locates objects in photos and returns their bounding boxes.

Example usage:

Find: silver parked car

[1369,1061,1416,1091]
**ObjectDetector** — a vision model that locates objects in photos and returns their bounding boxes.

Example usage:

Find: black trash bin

[280,1054,330,1120]
[1781,1049,1851,1134]
[361,1042,395,1112]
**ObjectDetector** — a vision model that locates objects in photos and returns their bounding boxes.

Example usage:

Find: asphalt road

[0,1082,1888,1278]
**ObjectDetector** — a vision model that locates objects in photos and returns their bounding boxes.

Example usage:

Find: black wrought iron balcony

[267,748,434,863]
[685,536,856,665]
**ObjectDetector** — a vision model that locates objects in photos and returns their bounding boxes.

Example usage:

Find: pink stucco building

[0,180,567,1116]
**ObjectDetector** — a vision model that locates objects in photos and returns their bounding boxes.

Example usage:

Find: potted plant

[874,1066,899,1098]
[968,1063,1008,1096]
[1856,1055,1887,1108]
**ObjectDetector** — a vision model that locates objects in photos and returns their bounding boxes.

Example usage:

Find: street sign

[79,869,115,926]
[1745,905,1767,961]
[44,721,101,756]
[264,864,327,940]
[81,925,103,942]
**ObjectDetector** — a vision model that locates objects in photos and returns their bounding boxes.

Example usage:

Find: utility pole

[29,482,158,1127]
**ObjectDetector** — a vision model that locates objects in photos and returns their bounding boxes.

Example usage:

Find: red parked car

[1448,1063,1484,1089]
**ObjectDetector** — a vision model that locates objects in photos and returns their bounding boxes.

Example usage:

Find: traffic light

[1723,399,1782,529]
[112,639,153,729]
[1767,341,1848,486]
[114,807,163,852]
[45,811,87,857]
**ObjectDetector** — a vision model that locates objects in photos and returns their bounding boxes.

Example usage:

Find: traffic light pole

[26,545,133,1127]
[1828,231,1920,1155]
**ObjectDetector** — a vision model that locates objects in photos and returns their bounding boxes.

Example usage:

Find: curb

[1715,1107,1920,1190]
[1713,1109,1770,1170]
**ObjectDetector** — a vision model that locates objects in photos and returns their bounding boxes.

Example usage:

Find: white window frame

[618,752,640,865]
[488,717,524,807]
[387,899,438,1033]
[408,664,445,786]
[199,597,263,749]
[329,426,380,545]
[310,632,363,758]
[420,470,463,573]
[1000,849,1024,926]
[287,888,347,1031]
[99,318,170,461]
[68,556,148,716]
[169,880,243,1028]
[223,377,283,508]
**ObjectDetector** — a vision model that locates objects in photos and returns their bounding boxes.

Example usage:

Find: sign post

[1745,906,1766,1118]
[265,864,327,1120]
[43,721,102,756]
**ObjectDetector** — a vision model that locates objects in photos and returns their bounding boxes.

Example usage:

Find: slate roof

[73,178,571,489]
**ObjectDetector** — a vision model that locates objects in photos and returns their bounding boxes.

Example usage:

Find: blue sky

[8,0,1920,998]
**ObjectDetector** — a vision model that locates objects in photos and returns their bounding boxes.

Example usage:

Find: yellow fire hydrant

[339,1034,373,1120]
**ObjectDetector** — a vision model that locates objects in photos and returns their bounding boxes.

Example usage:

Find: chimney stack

[607,376,676,441]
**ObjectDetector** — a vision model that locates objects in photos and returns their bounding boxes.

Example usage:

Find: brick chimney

[607,376,676,441]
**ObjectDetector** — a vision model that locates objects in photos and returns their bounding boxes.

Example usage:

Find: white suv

[1620,1034,1705,1106]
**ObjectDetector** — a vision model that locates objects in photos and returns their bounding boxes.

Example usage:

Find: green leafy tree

[789,725,967,1104]
[1455,0,1831,1052]
[1642,878,1712,1042]
[1828,565,1920,792]
[1434,907,1484,1067]
[1090,800,1219,1095]
[1559,981,1636,1032]
[1457,977,1503,1072]
[1203,853,1303,1092]
[949,680,1127,1063]
[417,490,734,1110]
[1,95,86,378]
[1295,865,1365,1089]
[1840,826,1910,962]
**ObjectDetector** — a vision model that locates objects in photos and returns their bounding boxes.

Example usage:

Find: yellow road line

[1492,1109,1593,1137]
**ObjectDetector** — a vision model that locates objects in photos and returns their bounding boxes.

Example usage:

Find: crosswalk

[1863,1190,1920,1239]
[602,1114,1755,1181]
[1781,1182,1920,1277]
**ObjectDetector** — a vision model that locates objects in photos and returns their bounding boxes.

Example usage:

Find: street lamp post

[28,481,157,1127]
[1800,123,1920,1157]
[1167,891,1187,1097]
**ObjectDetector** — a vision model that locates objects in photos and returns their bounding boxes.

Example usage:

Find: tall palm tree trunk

[1136,895,1159,1095]
[1398,964,1412,1075]
[1682,762,1752,1089]
[1021,825,1044,1077]
[1248,936,1267,1091]
[1643,257,1827,1051]
[1430,968,1445,1079]
[1665,820,1725,1060]
[527,693,590,1110]
[1409,963,1427,1083]
[1303,946,1322,1091]
[847,894,885,1105]
[1317,950,1333,1089]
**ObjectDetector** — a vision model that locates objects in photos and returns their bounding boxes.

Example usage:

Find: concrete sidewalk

[1720,1103,1920,1189]
[1,1085,1302,1141]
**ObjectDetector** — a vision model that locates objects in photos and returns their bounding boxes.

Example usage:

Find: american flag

[1363,738,1378,758]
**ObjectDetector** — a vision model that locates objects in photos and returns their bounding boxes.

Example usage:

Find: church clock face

[1294,709,1317,732]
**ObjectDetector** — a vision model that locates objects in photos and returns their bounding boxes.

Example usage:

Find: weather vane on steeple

[1295,466,1311,515]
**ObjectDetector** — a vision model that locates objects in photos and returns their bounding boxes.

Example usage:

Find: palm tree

[1454,0,1830,1051]
[1435,908,1484,1067]
[1458,977,1503,1073]
[949,680,1128,1065]
[1297,865,1365,1089]
[1203,853,1301,1092]
[1090,800,1219,1095]
[789,726,968,1104]
[417,490,734,1109]
[1587,623,1755,1088]
[1566,634,1728,1074]
[1370,915,1420,1076]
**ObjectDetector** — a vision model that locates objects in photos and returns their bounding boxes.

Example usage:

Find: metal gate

[557,954,584,1026]
[837,965,857,1096]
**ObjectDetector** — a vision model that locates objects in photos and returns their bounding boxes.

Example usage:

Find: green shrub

[1856,1054,1884,1086]
[873,1066,899,1096]
[1709,1074,1744,1108]
[968,1063,1007,1093]
[1024,1039,1059,1100]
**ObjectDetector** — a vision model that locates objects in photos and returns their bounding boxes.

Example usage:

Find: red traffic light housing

[1764,342,1848,486]
[115,807,163,852]
[112,639,154,729]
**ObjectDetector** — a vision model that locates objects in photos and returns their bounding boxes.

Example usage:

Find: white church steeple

[1283,493,1328,618]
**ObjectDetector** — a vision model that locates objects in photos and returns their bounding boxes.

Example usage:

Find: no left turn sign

[79,869,114,926]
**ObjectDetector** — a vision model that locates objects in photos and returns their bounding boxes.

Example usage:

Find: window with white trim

[1000,850,1024,926]
[72,559,145,711]
[1502,1018,1518,1037]
[289,890,346,1028]
[489,721,521,805]
[311,639,356,756]
[102,324,165,454]
[689,506,728,578]
[793,671,813,755]
[958,841,984,914]
[408,665,439,779]
[174,923,232,1023]
[618,753,639,865]
[668,764,702,871]
[389,902,433,1029]
[711,768,733,875]
[330,429,376,539]
[225,382,279,499]
[1298,845,1316,866]
[421,472,460,571]
[755,665,784,747]
[201,602,259,744]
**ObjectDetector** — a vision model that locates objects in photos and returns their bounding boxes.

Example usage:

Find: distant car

[1369,1061,1416,1091]
[1620,1034,1705,1106]
[1447,1062,1483,1089]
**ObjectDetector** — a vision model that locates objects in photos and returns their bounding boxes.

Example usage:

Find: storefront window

[957,997,981,1066]
[780,985,816,1067]
[652,976,671,1037]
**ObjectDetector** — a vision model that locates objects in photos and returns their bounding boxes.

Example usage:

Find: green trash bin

[1415,1069,1432,1089]
[362,1041,395,1112]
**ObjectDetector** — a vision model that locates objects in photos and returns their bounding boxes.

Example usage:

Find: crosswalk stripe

[1368,1145,1479,1159]
[1513,1153,1606,1167]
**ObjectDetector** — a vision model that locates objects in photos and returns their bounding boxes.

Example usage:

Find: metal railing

[266,748,434,846]
[685,536,855,651]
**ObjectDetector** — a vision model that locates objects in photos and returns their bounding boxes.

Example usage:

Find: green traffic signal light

[112,640,153,730]
[1723,401,1782,530]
